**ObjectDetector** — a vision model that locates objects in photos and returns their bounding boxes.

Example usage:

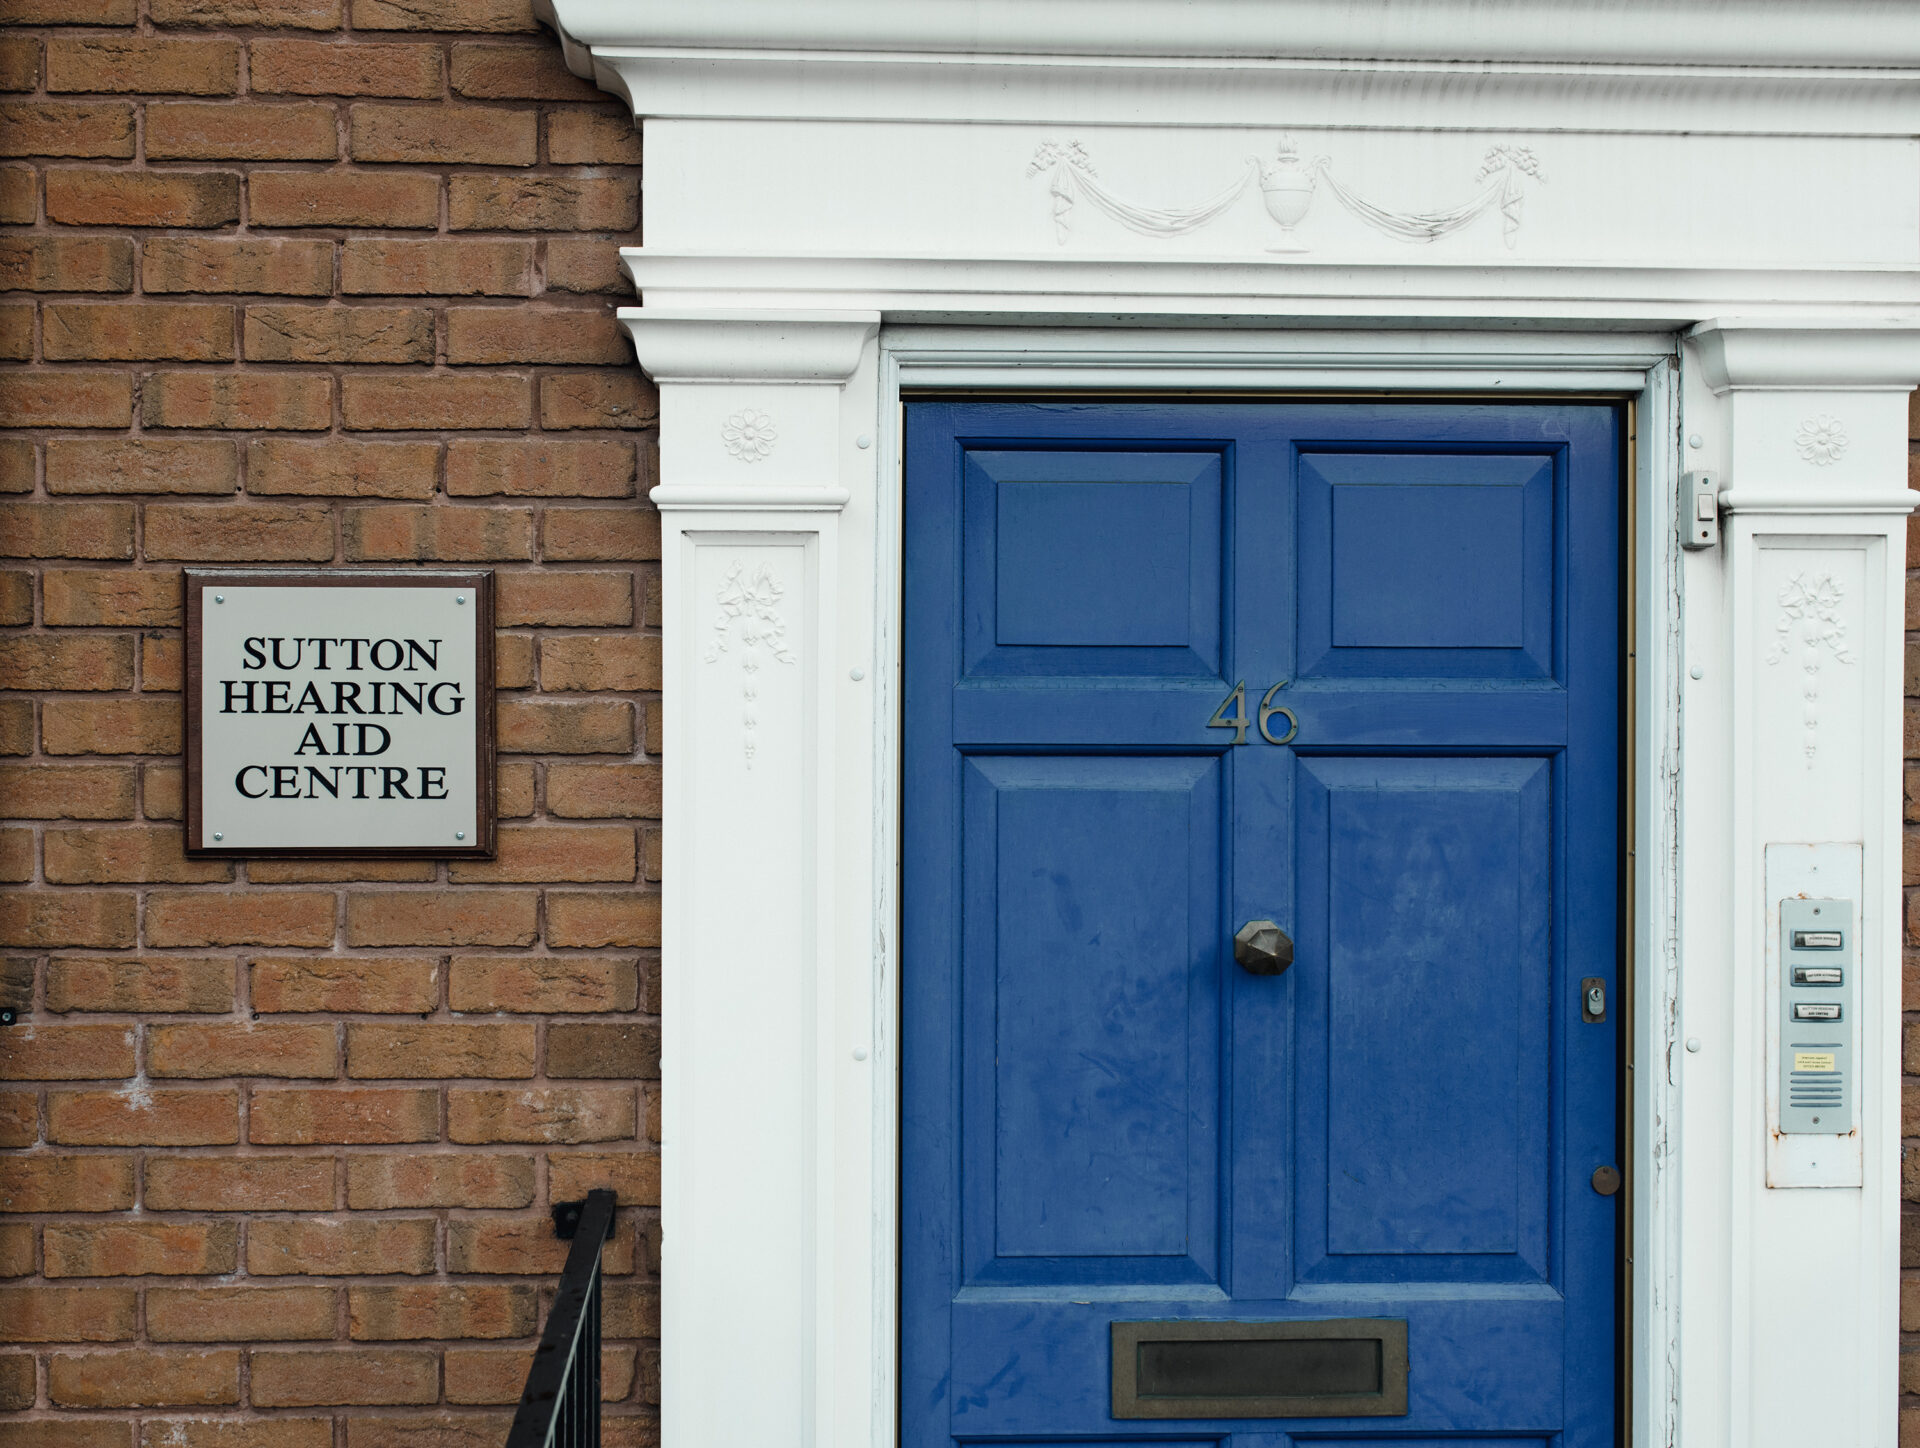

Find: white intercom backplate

[1764,842,1864,1188]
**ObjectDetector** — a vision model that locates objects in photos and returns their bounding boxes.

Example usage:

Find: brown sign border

[184,568,497,859]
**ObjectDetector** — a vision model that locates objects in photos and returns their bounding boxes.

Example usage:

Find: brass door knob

[1234,920,1294,976]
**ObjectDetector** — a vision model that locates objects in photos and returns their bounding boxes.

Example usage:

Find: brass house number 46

[1207,680,1299,746]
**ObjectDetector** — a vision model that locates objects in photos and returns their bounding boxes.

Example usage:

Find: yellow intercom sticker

[1793,1052,1837,1072]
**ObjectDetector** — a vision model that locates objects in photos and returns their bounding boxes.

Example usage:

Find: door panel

[903,399,1620,1448]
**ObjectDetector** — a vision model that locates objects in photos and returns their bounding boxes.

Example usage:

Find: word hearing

[220,635,464,802]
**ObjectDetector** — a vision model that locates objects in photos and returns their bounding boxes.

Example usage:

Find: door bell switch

[1778,897,1855,1135]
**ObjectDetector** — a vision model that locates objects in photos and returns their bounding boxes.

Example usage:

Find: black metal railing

[506,1188,617,1448]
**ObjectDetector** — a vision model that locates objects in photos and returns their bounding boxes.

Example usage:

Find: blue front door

[902,400,1620,1446]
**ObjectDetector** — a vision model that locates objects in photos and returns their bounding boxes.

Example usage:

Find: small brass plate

[1110,1318,1409,1419]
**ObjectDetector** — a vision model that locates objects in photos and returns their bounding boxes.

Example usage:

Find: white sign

[187,571,494,856]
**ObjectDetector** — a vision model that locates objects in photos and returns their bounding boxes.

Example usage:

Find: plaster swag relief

[1027,137,1545,251]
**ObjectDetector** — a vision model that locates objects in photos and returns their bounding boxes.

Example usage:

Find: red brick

[0,101,135,158]
[248,1086,437,1144]
[546,1150,659,1206]
[543,505,658,558]
[0,1220,33,1275]
[251,955,438,1013]
[345,1151,534,1209]
[45,437,237,496]
[49,1348,238,1408]
[46,169,240,227]
[341,372,533,430]
[44,1220,238,1277]
[449,1085,635,1144]
[44,828,223,887]
[351,0,537,30]
[448,1215,634,1275]
[446,1345,635,1403]
[349,102,536,165]
[250,39,443,98]
[0,635,135,689]
[449,42,600,99]
[448,955,637,1014]
[0,701,27,759]
[342,237,533,296]
[43,303,232,363]
[496,570,632,626]
[141,1420,331,1448]
[547,1022,659,1080]
[448,825,634,883]
[346,1021,536,1078]
[247,438,438,499]
[341,1415,515,1448]
[142,237,334,296]
[3,0,136,18]
[343,504,533,561]
[143,1154,334,1211]
[147,1285,337,1343]
[0,299,31,360]
[251,1347,438,1407]
[0,235,135,291]
[545,891,661,949]
[496,632,534,687]
[46,956,231,1014]
[244,304,432,364]
[545,237,629,294]
[152,0,341,24]
[0,1285,138,1342]
[498,759,535,817]
[446,438,635,497]
[143,637,184,690]
[0,1154,135,1213]
[143,372,333,431]
[0,1086,34,1147]
[349,1282,535,1341]
[344,890,538,947]
[0,500,135,557]
[145,763,185,820]
[43,568,179,627]
[0,1023,135,1080]
[447,306,629,365]
[143,504,335,561]
[0,371,133,429]
[47,36,240,95]
[48,1088,239,1147]
[540,635,660,692]
[546,763,661,820]
[0,37,37,93]
[145,891,335,948]
[246,1217,435,1276]
[41,698,185,756]
[0,441,30,494]
[148,1022,337,1079]
[0,765,135,819]
[498,698,633,753]
[0,166,32,225]
[538,370,657,430]
[0,827,32,882]
[0,891,136,949]
[546,110,645,167]
[148,102,338,161]
[450,174,637,231]
[249,169,438,229]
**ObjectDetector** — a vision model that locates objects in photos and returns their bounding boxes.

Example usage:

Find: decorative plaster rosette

[722,408,778,462]
[1793,413,1848,465]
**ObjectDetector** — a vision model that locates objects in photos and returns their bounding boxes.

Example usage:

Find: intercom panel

[1778,897,1853,1135]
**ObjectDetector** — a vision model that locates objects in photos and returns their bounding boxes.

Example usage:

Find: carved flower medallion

[722,408,778,462]
[1793,413,1848,466]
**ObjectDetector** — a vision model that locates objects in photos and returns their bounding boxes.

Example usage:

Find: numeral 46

[1208,680,1297,746]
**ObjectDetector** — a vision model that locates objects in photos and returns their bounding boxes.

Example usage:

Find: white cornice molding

[1690,320,1920,392]
[540,0,1920,68]
[618,309,880,384]
[538,0,1920,132]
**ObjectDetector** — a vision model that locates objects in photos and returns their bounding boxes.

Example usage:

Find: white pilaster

[1678,321,1920,1448]
[623,309,882,1448]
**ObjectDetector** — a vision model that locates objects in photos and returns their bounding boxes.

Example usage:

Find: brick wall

[0,2,660,1445]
